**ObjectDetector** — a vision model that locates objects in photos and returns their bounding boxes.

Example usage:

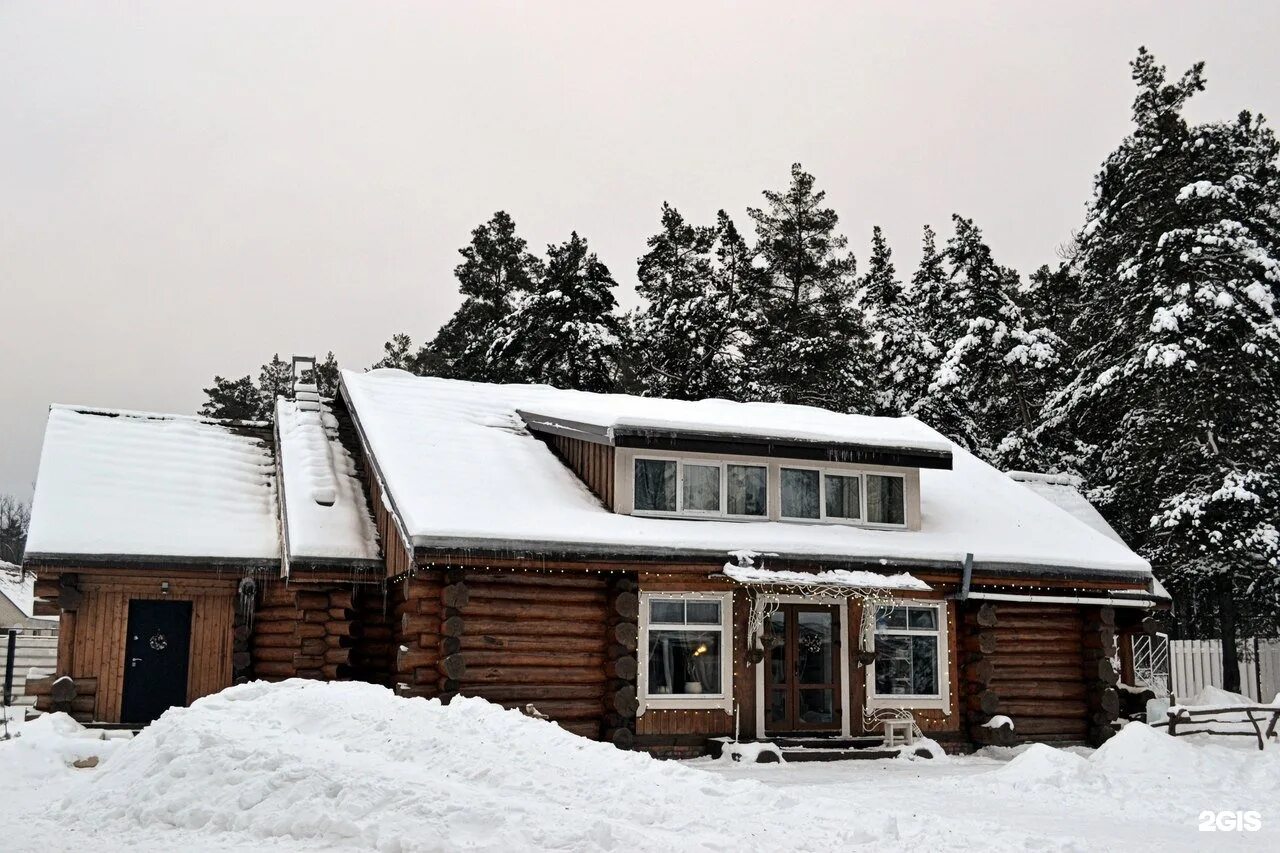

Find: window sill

[638,695,734,715]
[865,694,950,712]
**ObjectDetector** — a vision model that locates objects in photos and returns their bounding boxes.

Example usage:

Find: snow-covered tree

[489,232,625,392]
[201,351,344,421]
[432,212,542,381]
[913,216,1060,465]
[631,205,754,400]
[1053,49,1280,675]
[0,494,30,565]
[859,226,936,416]
[745,163,873,412]
[371,333,442,375]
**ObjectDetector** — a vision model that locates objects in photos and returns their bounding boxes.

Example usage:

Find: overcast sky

[2,1,1278,501]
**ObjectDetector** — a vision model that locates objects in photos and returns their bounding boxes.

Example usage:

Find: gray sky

[3,1,1279,501]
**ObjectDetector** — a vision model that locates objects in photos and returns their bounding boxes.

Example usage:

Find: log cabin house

[20,365,1166,756]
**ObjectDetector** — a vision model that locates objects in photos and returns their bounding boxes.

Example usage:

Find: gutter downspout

[958,552,974,601]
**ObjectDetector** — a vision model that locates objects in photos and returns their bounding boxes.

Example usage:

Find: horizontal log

[462,600,606,623]
[990,700,1087,718]
[995,628,1083,643]
[395,599,443,619]
[325,621,357,638]
[256,606,303,622]
[612,592,639,620]
[992,617,1083,632]
[328,590,354,610]
[69,695,96,713]
[556,719,602,739]
[463,651,606,669]
[613,622,638,650]
[33,579,60,599]
[328,607,355,620]
[966,690,1000,715]
[254,661,297,679]
[609,656,638,681]
[296,668,324,679]
[988,666,1082,683]
[960,632,997,655]
[22,676,97,698]
[253,632,303,649]
[397,647,438,671]
[401,612,441,637]
[253,620,297,636]
[1005,717,1089,736]
[442,616,465,638]
[442,583,470,609]
[991,604,1080,617]
[303,610,331,624]
[975,602,998,627]
[253,647,299,663]
[320,663,352,680]
[295,591,331,610]
[989,653,1080,669]
[460,666,607,686]
[258,586,298,607]
[467,584,607,606]
[460,684,605,702]
[324,633,353,649]
[605,685,639,717]
[466,572,608,590]
[454,618,605,640]
[995,640,1082,656]
[501,700,603,721]
[459,634,605,655]
[988,680,1087,700]
[324,648,351,665]
[33,600,60,616]
[300,638,328,656]
[294,653,324,668]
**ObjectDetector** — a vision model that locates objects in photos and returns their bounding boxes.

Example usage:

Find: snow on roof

[517,394,951,454]
[342,370,1152,577]
[276,399,380,563]
[1007,471,1126,546]
[723,564,931,591]
[25,406,280,562]
[0,560,51,620]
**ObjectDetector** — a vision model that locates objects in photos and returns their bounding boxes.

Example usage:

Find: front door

[120,599,193,725]
[764,604,842,733]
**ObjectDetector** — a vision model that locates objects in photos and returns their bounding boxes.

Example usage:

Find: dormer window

[780,466,906,528]
[634,457,768,518]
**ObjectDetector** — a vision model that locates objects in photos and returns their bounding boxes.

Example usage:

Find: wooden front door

[120,599,192,725]
[764,604,842,733]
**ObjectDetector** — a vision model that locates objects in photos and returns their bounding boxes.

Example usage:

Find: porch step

[768,736,885,750]
[709,737,934,762]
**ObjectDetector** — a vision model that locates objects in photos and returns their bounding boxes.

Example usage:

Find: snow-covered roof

[25,406,280,563]
[0,560,55,621]
[342,370,1152,579]
[276,399,380,564]
[516,395,951,455]
[1007,471,1127,546]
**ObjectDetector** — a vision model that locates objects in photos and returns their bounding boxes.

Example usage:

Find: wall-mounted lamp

[161,581,170,595]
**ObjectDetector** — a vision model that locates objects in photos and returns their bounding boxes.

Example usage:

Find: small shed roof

[25,406,280,564]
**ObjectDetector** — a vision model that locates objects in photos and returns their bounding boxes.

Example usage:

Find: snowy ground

[1,680,1277,851]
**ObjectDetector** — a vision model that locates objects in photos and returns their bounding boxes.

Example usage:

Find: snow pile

[25,406,280,560]
[2,713,131,781]
[276,400,379,561]
[342,370,1151,576]
[55,680,878,850]
[0,560,50,621]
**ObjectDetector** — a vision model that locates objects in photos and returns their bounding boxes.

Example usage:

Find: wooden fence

[1169,638,1280,703]
[1,631,58,710]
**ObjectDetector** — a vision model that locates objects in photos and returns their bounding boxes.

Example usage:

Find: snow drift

[53,680,875,851]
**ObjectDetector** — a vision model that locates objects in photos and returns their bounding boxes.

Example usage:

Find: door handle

[130,657,142,668]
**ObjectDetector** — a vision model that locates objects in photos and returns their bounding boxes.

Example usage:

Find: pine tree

[371,334,443,376]
[1055,49,1280,658]
[631,205,753,400]
[200,375,264,421]
[432,212,542,381]
[859,226,934,416]
[915,216,1060,465]
[201,352,344,421]
[745,163,873,412]
[488,232,624,392]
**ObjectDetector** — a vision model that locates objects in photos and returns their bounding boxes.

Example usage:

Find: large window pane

[682,463,721,513]
[824,474,860,520]
[647,630,721,694]
[727,464,768,516]
[908,607,938,630]
[781,468,820,519]
[874,635,913,695]
[911,636,939,695]
[635,459,676,512]
[876,606,908,629]
[866,474,905,524]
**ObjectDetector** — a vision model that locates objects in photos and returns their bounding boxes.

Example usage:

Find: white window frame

[631,456,768,520]
[637,591,734,714]
[865,599,950,712]
[778,466,907,529]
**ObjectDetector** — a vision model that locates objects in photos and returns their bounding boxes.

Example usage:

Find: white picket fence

[1169,638,1280,704]
[1,631,58,709]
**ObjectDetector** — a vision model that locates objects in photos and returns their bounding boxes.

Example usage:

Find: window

[867,474,905,525]
[639,592,734,712]
[824,473,860,520]
[634,458,769,518]
[781,468,820,519]
[634,458,676,513]
[872,604,942,699]
[727,464,767,517]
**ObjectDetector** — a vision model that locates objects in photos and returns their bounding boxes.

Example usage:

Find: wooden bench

[1157,704,1280,750]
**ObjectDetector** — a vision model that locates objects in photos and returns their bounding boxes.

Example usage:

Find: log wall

[31,570,238,723]
[962,602,1115,746]
[543,434,615,510]
[251,582,358,681]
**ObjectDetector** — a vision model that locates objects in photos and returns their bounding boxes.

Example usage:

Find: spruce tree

[489,232,624,392]
[200,375,264,421]
[431,212,542,381]
[745,163,873,412]
[1055,49,1280,663]
[631,205,754,400]
[916,216,1060,465]
[859,226,934,416]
